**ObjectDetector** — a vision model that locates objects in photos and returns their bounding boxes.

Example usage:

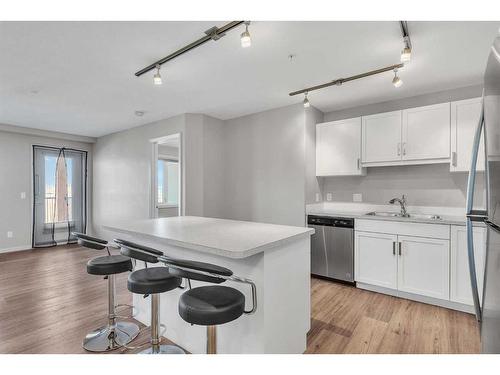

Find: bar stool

[115,239,184,354]
[73,232,140,352]
[114,240,257,354]
[164,258,257,354]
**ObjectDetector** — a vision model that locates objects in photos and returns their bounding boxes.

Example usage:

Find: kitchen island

[103,216,314,354]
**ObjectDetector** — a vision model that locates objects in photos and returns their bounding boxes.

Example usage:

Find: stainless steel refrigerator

[467,34,500,353]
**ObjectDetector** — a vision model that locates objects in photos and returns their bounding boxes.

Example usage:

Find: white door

[450,225,487,305]
[402,103,451,161]
[397,235,450,300]
[450,98,485,172]
[355,231,398,289]
[362,111,402,163]
[316,118,365,176]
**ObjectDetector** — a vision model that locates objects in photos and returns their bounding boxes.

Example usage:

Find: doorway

[32,145,87,247]
[150,133,182,218]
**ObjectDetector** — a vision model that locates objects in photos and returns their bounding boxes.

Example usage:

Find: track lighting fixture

[303,92,310,108]
[401,45,411,63]
[153,64,162,85]
[392,69,403,88]
[290,63,404,97]
[135,21,249,79]
[399,21,412,63]
[241,21,251,48]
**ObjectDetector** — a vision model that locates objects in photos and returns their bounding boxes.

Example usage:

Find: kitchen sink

[365,212,442,220]
[365,211,403,217]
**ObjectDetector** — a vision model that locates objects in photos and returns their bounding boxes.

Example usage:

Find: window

[44,155,73,223]
[157,159,179,206]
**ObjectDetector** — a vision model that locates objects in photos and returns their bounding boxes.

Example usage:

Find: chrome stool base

[83,321,140,352]
[139,345,185,354]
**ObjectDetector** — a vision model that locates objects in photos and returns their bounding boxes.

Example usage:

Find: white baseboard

[0,244,33,254]
[356,282,475,314]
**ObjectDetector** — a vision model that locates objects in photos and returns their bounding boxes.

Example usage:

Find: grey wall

[202,115,226,219]
[92,113,229,238]
[321,163,485,208]
[221,104,307,227]
[305,106,324,205]
[93,114,187,238]
[0,128,93,252]
[324,84,483,122]
[320,84,485,208]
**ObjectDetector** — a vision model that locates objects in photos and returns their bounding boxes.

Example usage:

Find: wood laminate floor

[0,245,480,354]
[307,277,480,354]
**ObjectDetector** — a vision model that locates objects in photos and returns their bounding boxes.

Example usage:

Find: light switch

[353,193,362,202]
[7,231,13,238]
[315,193,321,202]
[20,192,26,199]
[326,193,333,202]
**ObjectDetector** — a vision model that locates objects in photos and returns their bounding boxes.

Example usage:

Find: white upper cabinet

[361,111,402,163]
[316,118,366,176]
[402,103,451,161]
[450,98,485,172]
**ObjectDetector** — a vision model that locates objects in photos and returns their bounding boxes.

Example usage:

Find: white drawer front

[355,219,450,240]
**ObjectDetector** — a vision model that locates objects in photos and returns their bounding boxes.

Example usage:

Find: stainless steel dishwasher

[307,215,354,282]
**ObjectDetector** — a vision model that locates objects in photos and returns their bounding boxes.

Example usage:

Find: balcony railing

[44,196,73,223]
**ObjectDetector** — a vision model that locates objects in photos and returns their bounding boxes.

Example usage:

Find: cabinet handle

[452,151,457,167]
[392,241,396,255]
[398,242,402,256]
[357,158,360,170]
[402,143,406,156]
[397,143,401,156]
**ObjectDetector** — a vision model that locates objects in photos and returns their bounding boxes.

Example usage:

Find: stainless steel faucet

[389,194,409,217]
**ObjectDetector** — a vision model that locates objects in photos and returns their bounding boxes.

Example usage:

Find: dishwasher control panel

[307,215,354,228]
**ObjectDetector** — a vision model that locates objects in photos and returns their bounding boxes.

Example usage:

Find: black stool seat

[179,286,245,326]
[74,232,108,250]
[128,267,182,294]
[87,255,133,275]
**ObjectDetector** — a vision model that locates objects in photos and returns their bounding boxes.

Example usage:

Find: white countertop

[103,216,314,259]
[306,202,480,226]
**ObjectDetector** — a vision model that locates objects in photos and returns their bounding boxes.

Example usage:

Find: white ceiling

[1,21,499,137]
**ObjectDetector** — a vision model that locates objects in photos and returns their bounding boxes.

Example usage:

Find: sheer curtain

[32,146,87,248]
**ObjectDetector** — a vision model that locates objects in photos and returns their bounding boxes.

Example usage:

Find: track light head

[241,21,251,48]
[303,92,310,108]
[392,69,403,88]
[153,64,162,85]
[401,46,411,63]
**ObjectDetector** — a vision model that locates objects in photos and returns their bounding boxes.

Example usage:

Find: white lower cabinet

[397,236,450,300]
[355,232,398,289]
[450,225,487,305]
[355,230,449,299]
[354,219,488,312]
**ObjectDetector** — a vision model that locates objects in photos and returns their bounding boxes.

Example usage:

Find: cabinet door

[402,103,451,161]
[450,98,485,172]
[361,111,402,163]
[355,231,398,289]
[450,225,486,305]
[397,235,450,300]
[316,118,365,176]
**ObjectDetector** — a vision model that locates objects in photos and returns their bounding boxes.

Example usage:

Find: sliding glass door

[32,146,87,247]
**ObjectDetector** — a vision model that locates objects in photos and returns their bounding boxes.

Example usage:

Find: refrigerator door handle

[465,96,485,323]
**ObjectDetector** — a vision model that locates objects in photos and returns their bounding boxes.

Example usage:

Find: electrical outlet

[326,193,333,202]
[7,231,13,238]
[315,193,321,202]
[20,192,26,199]
[353,193,363,202]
